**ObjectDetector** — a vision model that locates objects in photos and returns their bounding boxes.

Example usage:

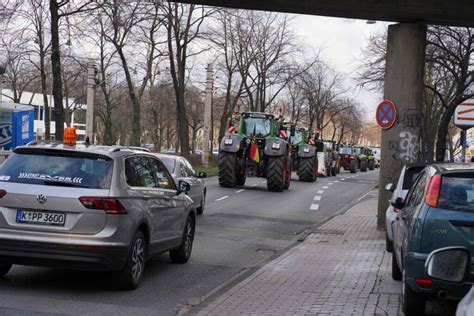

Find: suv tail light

[0,190,6,198]
[425,175,442,208]
[79,197,127,214]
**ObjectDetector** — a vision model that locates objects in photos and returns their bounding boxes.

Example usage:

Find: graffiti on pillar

[398,112,422,129]
[398,131,419,162]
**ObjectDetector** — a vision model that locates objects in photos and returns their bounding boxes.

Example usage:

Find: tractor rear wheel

[368,160,375,170]
[267,156,286,192]
[298,157,316,182]
[349,160,357,173]
[218,152,237,187]
[361,159,368,172]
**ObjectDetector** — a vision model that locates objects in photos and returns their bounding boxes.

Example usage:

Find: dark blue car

[391,163,474,315]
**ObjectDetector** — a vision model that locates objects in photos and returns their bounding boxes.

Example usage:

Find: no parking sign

[376,100,397,129]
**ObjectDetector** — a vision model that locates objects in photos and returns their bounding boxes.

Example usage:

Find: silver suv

[0,143,196,289]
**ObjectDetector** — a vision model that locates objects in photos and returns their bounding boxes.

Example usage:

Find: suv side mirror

[425,247,471,283]
[178,180,191,194]
[385,182,395,192]
[197,172,207,179]
[390,197,405,210]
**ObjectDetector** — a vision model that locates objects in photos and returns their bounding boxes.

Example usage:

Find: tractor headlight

[272,142,281,150]
[224,138,233,145]
[303,147,310,153]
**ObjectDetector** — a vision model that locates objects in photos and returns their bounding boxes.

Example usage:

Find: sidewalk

[196,193,402,315]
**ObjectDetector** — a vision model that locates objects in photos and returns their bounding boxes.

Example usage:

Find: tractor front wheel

[267,156,286,192]
[298,157,317,182]
[218,152,237,187]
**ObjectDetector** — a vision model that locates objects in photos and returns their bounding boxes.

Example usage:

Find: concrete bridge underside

[174,0,473,230]
[175,0,474,27]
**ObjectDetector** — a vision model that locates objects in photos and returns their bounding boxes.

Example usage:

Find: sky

[292,14,393,119]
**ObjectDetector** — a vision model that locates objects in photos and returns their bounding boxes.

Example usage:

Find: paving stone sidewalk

[196,194,402,315]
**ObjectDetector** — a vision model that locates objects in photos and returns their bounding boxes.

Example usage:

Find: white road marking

[310,204,320,211]
[236,189,245,194]
[341,178,346,181]
[216,196,229,202]
[317,190,324,194]
[313,196,322,201]
[328,183,334,186]
[323,186,329,189]
[335,181,340,183]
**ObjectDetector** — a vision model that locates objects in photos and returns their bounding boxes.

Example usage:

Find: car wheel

[117,230,146,290]
[402,269,426,315]
[391,252,402,281]
[0,263,12,277]
[170,215,195,264]
[197,193,205,215]
[386,232,393,253]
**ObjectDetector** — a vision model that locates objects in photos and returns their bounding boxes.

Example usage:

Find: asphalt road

[0,169,379,315]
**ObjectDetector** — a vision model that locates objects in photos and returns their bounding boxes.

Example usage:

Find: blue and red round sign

[376,100,397,129]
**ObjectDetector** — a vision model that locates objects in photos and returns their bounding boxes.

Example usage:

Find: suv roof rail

[26,140,63,146]
[110,146,151,153]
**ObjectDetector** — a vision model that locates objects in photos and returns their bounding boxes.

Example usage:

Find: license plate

[16,210,66,226]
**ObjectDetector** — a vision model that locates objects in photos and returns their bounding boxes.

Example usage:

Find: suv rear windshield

[438,175,474,212]
[0,151,113,189]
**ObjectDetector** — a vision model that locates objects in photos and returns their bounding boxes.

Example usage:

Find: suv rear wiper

[43,180,89,188]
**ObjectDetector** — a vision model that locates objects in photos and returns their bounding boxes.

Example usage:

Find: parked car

[391,163,474,315]
[0,142,196,290]
[384,163,426,252]
[425,247,474,316]
[155,153,207,215]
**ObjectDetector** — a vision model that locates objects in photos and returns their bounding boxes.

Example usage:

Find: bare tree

[210,10,254,141]
[429,27,474,161]
[164,2,212,157]
[49,0,98,141]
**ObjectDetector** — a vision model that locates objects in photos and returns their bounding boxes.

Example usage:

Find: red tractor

[339,145,358,173]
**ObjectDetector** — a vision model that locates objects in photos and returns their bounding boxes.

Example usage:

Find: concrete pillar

[377,23,426,230]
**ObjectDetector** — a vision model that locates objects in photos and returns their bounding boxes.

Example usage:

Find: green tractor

[354,146,368,172]
[218,112,292,192]
[281,125,323,182]
[366,148,376,170]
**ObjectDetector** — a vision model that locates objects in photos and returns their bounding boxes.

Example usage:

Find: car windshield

[242,117,272,138]
[402,167,425,190]
[291,131,304,144]
[438,175,474,212]
[340,147,352,155]
[0,151,113,189]
[354,147,362,155]
[159,156,176,174]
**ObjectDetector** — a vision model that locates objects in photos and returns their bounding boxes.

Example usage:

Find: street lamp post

[85,59,96,143]
[202,63,213,167]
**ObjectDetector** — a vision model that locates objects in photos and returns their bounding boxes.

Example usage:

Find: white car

[384,163,425,252]
[155,154,207,215]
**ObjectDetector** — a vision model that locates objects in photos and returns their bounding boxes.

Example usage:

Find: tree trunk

[435,108,456,162]
[49,0,64,141]
[116,48,141,146]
